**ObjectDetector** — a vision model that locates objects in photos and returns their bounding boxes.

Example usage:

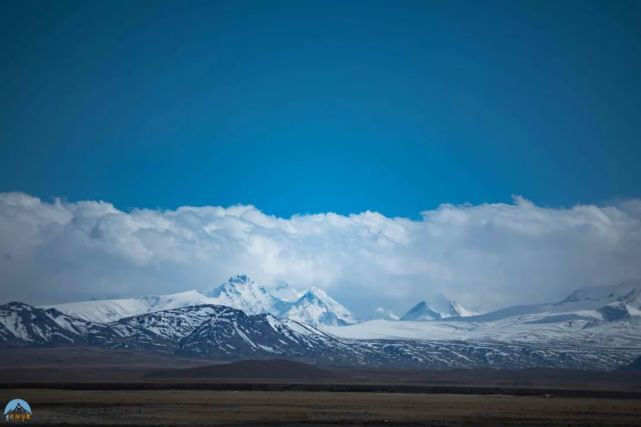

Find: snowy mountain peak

[401,295,474,321]
[209,275,260,296]
[282,286,356,327]
[44,274,357,328]
[560,280,641,309]
[430,294,475,318]
[208,279,359,326]
[400,301,441,321]
[0,302,109,345]
[45,290,215,323]
[302,287,330,300]
[207,275,278,315]
[228,274,252,285]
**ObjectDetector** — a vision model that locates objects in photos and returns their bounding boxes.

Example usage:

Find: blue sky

[1,0,640,217]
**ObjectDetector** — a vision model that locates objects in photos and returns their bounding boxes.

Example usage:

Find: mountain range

[45,274,468,326]
[2,277,641,370]
[46,274,355,327]
[326,280,641,347]
[206,275,356,326]
[0,299,635,370]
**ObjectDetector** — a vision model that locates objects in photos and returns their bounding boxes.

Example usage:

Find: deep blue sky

[1,0,640,217]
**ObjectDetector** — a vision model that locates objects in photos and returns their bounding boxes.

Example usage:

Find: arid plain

[3,388,641,427]
[2,348,641,426]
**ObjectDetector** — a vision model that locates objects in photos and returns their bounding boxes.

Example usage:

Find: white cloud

[1,192,641,316]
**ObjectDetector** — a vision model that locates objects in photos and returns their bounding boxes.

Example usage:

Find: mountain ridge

[7,278,640,370]
[46,274,356,327]
[1,300,636,370]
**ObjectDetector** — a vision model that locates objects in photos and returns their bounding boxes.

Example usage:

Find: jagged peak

[227,274,253,285]
[304,286,330,299]
[400,300,442,321]
[209,274,268,298]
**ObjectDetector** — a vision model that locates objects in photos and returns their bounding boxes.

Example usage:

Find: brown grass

[2,388,641,426]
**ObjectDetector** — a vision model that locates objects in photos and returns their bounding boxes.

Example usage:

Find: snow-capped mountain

[8,278,641,370]
[45,274,356,327]
[0,301,360,364]
[455,280,641,324]
[177,308,358,363]
[400,301,442,320]
[206,275,356,326]
[0,302,118,346]
[280,287,356,326]
[0,301,636,370]
[429,294,476,317]
[0,302,82,346]
[400,295,474,321]
[45,290,214,323]
[109,305,225,351]
[557,279,641,310]
[327,307,641,348]
[328,281,641,351]
[206,275,281,315]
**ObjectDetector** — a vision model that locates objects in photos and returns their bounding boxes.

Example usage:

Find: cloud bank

[1,192,641,316]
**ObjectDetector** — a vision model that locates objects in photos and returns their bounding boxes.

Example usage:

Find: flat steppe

[2,388,641,426]
[2,347,641,426]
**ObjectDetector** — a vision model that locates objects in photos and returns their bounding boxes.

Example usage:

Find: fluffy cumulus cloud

[1,192,641,316]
